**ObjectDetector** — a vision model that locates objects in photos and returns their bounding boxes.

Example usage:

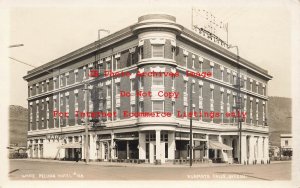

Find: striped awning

[58,143,82,149]
[209,140,233,150]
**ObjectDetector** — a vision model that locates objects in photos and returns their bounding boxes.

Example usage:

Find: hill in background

[9,105,28,147]
[268,96,292,147]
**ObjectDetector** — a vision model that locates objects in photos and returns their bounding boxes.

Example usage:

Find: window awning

[209,140,233,150]
[58,143,82,149]
[114,137,138,141]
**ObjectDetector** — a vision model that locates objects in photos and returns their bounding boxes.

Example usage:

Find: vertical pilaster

[257,136,263,164]
[156,130,161,160]
[205,135,209,159]
[126,141,129,159]
[264,137,269,163]
[168,132,175,160]
[81,135,85,160]
[111,132,115,160]
[241,135,247,164]
[139,132,146,159]
[89,133,97,160]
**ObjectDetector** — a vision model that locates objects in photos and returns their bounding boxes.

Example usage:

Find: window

[131,80,135,91]
[221,70,224,81]
[41,82,44,92]
[116,107,120,120]
[250,101,253,124]
[46,81,49,91]
[221,113,224,123]
[60,96,63,106]
[146,133,156,142]
[75,94,78,109]
[36,85,39,94]
[285,140,288,146]
[256,84,259,93]
[172,76,175,88]
[233,75,237,85]
[107,85,111,97]
[139,77,144,88]
[116,83,120,95]
[66,74,69,85]
[75,71,79,82]
[66,96,69,110]
[98,63,103,76]
[227,72,230,83]
[199,86,203,97]
[172,101,175,115]
[172,47,175,60]
[160,133,168,141]
[152,75,164,86]
[139,46,144,60]
[165,142,168,158]
[60,75,64,87]
[250,82,253,91]
[139,101,144,112]
[152,101,164,112]
[211,66,214,77]
[192,59,195,69]
[36,105,39,120]
[130,53,134,65]
[106,62,111,71]
[131,105,135,113]
[116,58,120,70]
[200,61,203,72]
[192,83,195,93]
[152,45,164,57]
[262,87,265,95]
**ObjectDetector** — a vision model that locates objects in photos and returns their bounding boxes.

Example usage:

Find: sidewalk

[11,158,244,168]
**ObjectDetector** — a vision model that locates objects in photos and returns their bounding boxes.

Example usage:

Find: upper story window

[29,86,33,96]
[139,46,144,60]
[107,85,111,97]
[152,101,164,112]
[152,75,164,86]
[199,85,203,97]
[131,80,135,92]
[60,75,64,87]
[115,58,120,70]
[36,84,39,94]
[106,61,111,71]
[184,81,188,93]
[172,47,176,60]
[152,45,164,58]
[139,77,144,88]
[116,83,120,95]
[41,82,44,92]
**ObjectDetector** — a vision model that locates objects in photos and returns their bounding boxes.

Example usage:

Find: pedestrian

[75,150,79,162]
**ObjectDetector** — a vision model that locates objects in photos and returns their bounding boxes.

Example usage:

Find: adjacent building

[280,134,292,158]
[23,14,272,164]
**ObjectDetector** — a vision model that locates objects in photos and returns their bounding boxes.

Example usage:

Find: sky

[5,0,298,108]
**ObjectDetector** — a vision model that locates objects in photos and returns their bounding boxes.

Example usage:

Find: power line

[9,57,37,68]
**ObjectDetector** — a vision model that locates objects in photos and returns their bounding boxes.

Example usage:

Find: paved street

[9,159,291,180]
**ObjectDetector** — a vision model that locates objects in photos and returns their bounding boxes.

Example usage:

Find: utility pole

[189,82,193,167]
[228,45,242,164]
[82,83,90,164]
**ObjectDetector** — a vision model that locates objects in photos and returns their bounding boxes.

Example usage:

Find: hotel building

[24,14,272,164]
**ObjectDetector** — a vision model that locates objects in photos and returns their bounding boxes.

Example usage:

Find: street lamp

[228,45,243,164]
